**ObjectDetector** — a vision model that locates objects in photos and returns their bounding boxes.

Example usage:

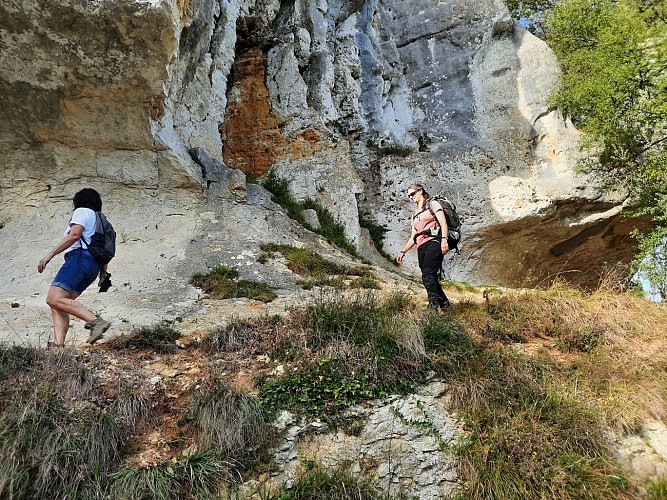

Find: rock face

[607,421,667,482]
[260,382,462,499]
[0,0,645,343]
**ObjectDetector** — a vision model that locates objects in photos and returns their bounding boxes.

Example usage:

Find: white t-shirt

[64,207,97,254]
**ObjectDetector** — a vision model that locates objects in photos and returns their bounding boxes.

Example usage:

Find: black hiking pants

[417,239,450,309]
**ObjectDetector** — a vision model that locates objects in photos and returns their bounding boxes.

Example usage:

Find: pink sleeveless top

[412,199,444,248]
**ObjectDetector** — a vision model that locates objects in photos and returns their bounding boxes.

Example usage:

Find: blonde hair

[408,183,430,209]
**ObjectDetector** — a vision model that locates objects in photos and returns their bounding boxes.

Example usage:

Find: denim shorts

[52,249,100,294]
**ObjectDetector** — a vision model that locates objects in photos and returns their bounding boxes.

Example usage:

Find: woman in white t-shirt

[37,188,111,346]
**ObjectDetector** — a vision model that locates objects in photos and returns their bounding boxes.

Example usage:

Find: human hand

[37,255,51,273]
[441,242,449,255]
[396,251,405,264]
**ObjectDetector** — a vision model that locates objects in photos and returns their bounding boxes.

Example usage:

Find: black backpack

[84,212,116,265]
[428,196,462,253]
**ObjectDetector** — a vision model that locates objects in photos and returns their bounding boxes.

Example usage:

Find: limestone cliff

[0,0,644,341]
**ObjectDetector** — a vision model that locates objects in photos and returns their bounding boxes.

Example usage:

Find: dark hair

[73,188,102,212]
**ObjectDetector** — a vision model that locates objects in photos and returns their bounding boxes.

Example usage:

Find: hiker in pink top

[396,183,451,310]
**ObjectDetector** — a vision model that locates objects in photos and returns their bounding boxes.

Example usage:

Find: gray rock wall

[0,0,642,344]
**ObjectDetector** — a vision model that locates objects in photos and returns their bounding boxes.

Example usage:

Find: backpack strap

[79,211,101,249]
[413,229,441,245]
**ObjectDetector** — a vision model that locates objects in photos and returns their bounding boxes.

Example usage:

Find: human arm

[396,225,418,264]
[434,207,449,255]
[37,224,84,273]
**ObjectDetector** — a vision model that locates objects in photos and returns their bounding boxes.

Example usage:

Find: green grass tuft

[260,243,367,279]
[115,324,182,354]
[191,265,277,303]
[271,462,391,499]
[359,216,393,262]
[262,172,359,256]
[185,383,275,468]
[0,351,145,499]
[111,451,232,500]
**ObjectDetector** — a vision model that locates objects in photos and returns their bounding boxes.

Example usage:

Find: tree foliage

[505,0,557,35]
[507,0,667,297]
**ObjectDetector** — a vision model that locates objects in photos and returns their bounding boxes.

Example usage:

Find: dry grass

[466,284,667,432]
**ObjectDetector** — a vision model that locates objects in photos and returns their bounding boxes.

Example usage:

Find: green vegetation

[442,280,481,293]
[184,383,275,471]
[646,477,667,499]
[253,286,666,498]
[260,243,375,290]
[2,280,666,498]
[113,324,182,354]
[359,216,394,262]
[203,317,273,353]
[259,292,426,422]
[269,462,394,499]
[111,451,232,500]
[262,172,359,256]
[365,139,413,157]
[0,347,146,499]
[349,275,381,289]
[191,265,277,303]
[506,0,667,297]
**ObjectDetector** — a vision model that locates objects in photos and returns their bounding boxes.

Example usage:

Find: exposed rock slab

[254,381,463,499]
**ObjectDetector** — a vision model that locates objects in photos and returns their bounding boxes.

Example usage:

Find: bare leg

[50,306,70,346]
[46,286,96,345]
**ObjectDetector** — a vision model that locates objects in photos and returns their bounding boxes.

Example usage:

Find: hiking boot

[85,317,111,344]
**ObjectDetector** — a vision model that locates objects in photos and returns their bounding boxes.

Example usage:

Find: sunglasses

[407,189,421,199]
